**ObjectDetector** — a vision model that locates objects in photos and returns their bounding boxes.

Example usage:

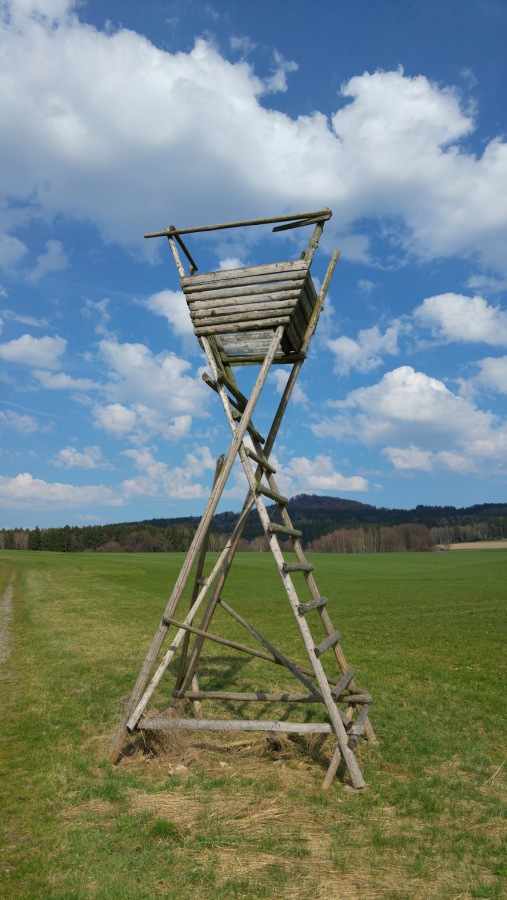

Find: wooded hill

[142,495,507,545]
[3,495,505,553]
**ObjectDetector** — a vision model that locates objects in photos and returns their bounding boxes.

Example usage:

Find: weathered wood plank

[181,259,309,286]
[141,717,334,734]
[190,298,298,322]
[195,316,292,335]
[185,280,305,303]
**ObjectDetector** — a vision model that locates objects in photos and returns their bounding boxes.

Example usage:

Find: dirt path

[0,576,13,677]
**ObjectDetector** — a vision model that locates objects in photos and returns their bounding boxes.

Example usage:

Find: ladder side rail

[108,328,285,762]
[234,439,365,788]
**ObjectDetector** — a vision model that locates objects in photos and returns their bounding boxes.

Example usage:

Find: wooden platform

[181,259,319,364]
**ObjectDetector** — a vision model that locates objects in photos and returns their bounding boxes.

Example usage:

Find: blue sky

[1,0,506,529]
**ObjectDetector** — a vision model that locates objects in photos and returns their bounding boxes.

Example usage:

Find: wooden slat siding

[180,259,309,287]
[330,667,356,699]
[314,630,342,658]
[140,717,334,735]
[190,297,298,322]
[298,597,327,615]
[195,316,292,336]
[190,299,298,324]
[185,281,305,304]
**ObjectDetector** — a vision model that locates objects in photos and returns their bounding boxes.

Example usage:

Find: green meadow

[0,549,505,898]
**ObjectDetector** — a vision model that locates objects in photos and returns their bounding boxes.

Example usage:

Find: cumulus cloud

[28,239,69,281]
[414,293,507,345]
[0,333,66,368]
[0,472,122,509]
[473,356,507,394]
[122,445,215,500]
[50,444,113,469]
[33,369,99,390]
[327,321,403,375]
[144,289,193,338]
[269,368,308,406]
[0,409,39,434]
[0,234,28,269]
[93,402,137,438]
[313,366,506,474]
[278,454,368,494]
[0,4,506,273]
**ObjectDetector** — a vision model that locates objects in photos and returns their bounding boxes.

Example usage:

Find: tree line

[2,496,506,554]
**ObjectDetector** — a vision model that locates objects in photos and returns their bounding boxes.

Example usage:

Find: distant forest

[2,495,507,554]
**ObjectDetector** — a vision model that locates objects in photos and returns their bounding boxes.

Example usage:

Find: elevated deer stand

[109,209,375,789]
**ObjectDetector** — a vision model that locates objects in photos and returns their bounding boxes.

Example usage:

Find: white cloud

[0,234,28,269]
[0,8,505,274]
[0,471,123,509]
[90,339,208,442]
[327,320,402,375]
[313,366,506,473]
[0,409,39,434]
[28,239,69,281]
[93,402,137,438]
[269,368,308,406]
[50,444,112,469]
[414,293,507,345]
[0,333,66,368]
[383,445,433,471]
[82,298,112,337]
[122,445,215,500]
[218,257,245,270]
[144,289,193,338]
[276,454,368,495]
[33,369,99,390]
[474,356,507,394]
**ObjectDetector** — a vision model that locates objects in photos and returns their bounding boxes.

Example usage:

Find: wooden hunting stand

[109,208,375,789]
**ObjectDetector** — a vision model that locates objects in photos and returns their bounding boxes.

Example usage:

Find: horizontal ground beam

[140,717,334,734]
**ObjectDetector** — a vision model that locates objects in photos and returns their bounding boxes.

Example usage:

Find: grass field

[0,549,506,898]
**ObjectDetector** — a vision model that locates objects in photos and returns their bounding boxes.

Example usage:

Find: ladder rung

[217,373,248,410]
[314,630,342,658]
[256,484,288,505]
[245,447,276,473]
[230,409,265,444]
[330,667,356,699]
[268,522,302,538]
[283,562,314,573]
[298,596,327,615]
